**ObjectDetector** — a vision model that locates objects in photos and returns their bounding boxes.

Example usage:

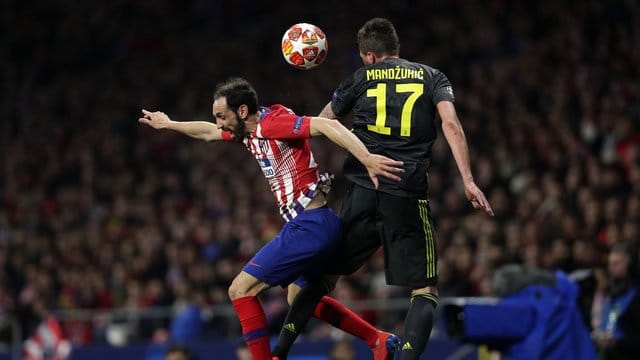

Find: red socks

[232,296,271,360]
[232,294,379,358]
[314,296,379,348]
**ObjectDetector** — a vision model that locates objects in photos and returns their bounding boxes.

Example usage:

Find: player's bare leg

[400,285,439,360]
[286,282,303,305]
[228,271,272,360]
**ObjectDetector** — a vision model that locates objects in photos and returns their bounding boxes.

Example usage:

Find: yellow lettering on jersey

[366,66,424,81]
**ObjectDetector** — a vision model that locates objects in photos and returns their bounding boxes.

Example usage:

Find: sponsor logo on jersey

[446,86,453,95]
[258,158,275,178]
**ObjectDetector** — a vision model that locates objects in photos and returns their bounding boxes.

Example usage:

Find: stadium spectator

[165,344,198,360]
[1,1,638,357]
[592,243,640,359]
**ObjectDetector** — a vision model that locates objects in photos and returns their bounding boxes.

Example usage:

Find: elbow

[327,119,345,138]
[441,119,463,135]
[442,124,466,143]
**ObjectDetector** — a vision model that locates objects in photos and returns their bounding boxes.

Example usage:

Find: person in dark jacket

[593,242,640,360]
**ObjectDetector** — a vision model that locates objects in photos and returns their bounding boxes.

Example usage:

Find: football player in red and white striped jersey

[140,77,404,360]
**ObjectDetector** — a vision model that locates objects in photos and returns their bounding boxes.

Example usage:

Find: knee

[228,276,250,300]
[228,273,269,300]
[411,285,438,298]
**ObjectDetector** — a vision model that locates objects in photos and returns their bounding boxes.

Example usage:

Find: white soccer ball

[281,23,328,70]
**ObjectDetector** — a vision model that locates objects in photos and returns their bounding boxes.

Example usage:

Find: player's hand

[139,109,171,129]
[363,154,404,189]
[464,181,494,216]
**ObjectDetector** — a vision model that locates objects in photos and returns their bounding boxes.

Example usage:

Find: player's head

[165,344,197,360]
[608,242,636,281]
[212,77,258,142]
[357,17,400,65]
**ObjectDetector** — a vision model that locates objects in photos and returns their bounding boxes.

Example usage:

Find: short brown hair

[357,17,400,56]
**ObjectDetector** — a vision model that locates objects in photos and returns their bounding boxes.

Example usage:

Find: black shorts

[327,184,438,288]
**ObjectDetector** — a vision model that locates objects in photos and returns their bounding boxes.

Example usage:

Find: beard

[230,111,247,142]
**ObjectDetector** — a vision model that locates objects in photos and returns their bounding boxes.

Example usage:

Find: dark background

[1,0,639,346]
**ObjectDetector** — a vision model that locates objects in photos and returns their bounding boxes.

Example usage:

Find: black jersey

[332,58,455,197]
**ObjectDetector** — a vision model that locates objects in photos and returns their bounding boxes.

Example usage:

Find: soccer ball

[281,23,328,70]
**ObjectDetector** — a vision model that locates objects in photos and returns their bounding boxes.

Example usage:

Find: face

[608,251,630,280]
[212,97,246,141]
[212,97,238,132]
[166,351,188,360]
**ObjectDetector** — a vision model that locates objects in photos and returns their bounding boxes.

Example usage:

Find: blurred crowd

[1,0,639,353]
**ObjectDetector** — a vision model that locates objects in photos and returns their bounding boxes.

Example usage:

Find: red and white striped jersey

[222,104,331,221]
[23,316,71,360]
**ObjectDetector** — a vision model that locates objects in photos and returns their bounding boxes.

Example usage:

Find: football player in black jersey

[273,18,493,360]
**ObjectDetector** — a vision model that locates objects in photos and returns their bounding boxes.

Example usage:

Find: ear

[370,52,382,64]
[364,52,372,64]
[238,104,249,120]
[359,51,375,65]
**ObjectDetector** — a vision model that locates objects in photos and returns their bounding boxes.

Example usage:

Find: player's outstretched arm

[437,101,494,216]
[318,102,338,119]
[309,117,404,189]
[138,109,224,141]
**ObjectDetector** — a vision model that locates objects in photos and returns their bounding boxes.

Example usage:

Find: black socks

[272,281,330,359]
[401,293,438,360]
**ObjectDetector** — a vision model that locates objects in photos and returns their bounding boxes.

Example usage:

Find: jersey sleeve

[256,113,311,139]
[431,69,455,104]
[331,70,361,117]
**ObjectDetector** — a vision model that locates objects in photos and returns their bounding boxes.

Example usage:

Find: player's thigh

[245,207,341,287]
[378,194,438,288]
[328,185,381,275]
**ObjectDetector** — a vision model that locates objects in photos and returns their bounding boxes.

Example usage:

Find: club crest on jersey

[258,139,270,154]
[258,158,275,178]
[292,116,304,134]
